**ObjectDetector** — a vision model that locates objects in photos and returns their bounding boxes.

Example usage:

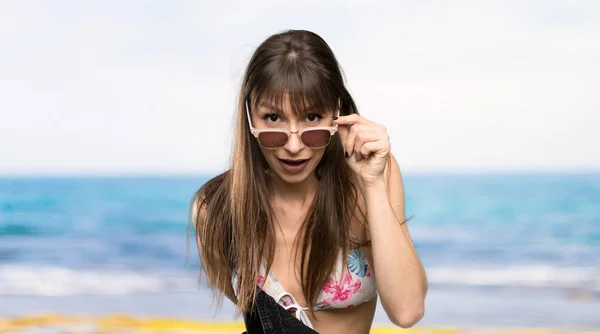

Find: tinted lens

[258,131,288,148]
[301,129,331,148]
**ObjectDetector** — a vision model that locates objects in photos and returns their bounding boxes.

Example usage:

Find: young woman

[192,29,427,333]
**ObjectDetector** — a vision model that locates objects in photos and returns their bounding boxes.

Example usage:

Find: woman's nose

[285,131,304,153]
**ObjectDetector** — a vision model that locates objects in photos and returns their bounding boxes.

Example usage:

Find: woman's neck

[268,172,319,209]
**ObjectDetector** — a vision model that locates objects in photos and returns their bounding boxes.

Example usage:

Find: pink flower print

[322,273,361,305]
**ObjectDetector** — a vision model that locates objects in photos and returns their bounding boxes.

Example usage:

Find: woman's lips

[278,158,310,173]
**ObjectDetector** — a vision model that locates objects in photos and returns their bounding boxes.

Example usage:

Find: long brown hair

[190,29,367,314]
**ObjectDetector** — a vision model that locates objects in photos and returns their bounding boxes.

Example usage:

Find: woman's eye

[306,114,322,122]
[262,114,279,122]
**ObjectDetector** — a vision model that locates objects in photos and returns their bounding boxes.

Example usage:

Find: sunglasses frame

[245,100,340,149]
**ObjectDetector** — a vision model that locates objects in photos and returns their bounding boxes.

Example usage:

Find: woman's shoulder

[192,169,231,225]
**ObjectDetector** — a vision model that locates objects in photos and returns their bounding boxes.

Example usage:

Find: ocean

[1,173,599,329]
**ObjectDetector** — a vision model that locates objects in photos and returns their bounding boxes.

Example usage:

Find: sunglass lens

[258,132,288,148]
[301,130,331,148]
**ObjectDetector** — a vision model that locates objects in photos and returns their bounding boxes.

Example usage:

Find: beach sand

[1,315,599,334]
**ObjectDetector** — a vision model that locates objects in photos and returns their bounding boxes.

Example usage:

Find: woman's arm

[332,114,428,327]
[363,153,427,328]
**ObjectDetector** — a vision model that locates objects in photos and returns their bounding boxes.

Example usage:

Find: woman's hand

[333,114,391,187]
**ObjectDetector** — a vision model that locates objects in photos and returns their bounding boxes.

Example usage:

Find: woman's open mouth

[278,158,310,173]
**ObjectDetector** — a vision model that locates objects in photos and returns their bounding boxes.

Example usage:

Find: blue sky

[1,0,599,175]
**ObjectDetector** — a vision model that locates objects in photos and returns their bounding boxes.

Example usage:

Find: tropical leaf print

[347,249,367,277]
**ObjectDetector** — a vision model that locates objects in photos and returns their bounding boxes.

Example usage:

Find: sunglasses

[246,101,339,149]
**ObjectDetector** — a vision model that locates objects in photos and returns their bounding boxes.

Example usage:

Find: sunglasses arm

[245,101,258,136]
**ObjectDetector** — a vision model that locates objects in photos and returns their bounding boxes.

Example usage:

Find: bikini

[232,248,377,329]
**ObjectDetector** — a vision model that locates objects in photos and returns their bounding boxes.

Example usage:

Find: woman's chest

[263,204,375,308]
[267,228,310,306]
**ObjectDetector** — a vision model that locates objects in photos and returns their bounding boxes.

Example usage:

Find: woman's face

[249,98,336,184]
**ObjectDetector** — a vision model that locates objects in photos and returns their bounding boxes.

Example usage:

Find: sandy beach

[2,314,599,334]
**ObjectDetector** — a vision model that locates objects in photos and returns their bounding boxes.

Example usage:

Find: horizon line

[2,167,600,179]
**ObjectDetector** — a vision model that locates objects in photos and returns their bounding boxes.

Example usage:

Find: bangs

[247,64,341,117]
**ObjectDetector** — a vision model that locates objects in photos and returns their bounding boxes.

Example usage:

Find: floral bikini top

[231,248,378,329]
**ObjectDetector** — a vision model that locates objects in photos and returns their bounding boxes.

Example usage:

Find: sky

[1,0,599,175]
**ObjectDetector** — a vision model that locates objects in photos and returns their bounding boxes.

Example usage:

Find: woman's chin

[273,171,311,184]
[270,165,317,184]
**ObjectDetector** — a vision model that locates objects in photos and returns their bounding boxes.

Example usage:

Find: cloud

[0,1,598,175]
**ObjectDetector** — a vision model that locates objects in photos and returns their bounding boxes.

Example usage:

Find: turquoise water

[1,173,599,328]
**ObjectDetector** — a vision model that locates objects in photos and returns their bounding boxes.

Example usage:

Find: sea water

[1,173,599,329]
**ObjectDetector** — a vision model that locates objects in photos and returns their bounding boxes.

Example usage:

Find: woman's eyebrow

[257,101,316,114]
